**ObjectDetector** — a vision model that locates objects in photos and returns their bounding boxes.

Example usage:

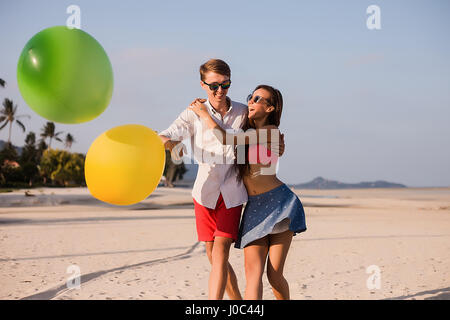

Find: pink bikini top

[247,144,279,165]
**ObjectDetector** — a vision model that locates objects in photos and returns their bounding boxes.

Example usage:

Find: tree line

[0,78,85,188]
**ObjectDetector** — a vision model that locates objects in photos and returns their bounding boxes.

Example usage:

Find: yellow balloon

[85,124,165,206]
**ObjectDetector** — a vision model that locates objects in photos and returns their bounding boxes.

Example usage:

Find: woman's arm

[187,100,233,144]
[188,100,280,146]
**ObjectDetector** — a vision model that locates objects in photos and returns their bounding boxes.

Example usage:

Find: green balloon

[17,26,113,124]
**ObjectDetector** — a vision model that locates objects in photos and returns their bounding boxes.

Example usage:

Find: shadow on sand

[20,242,201,300]
[0,214,194,226]
[0,193,170,208]
[385,287,450,300]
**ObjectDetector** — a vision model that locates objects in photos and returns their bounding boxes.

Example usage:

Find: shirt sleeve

[159,108,195,141]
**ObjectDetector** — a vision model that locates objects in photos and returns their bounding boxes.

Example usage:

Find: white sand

[0,186,449,300]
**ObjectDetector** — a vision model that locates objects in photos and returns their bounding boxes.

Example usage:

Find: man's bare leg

[205,239,242,300]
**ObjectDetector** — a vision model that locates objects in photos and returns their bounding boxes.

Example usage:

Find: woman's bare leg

[243,236,269,300]
[267,230,293,300]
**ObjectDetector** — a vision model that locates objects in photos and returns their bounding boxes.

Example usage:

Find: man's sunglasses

[203,80,231,91]
[247,94,269,104]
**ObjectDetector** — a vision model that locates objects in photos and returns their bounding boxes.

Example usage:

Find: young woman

[188,85,307,300]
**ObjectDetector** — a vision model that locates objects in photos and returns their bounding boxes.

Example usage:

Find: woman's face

[247,88,273,120]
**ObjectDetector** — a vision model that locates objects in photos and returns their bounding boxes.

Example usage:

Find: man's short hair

[199,59,231,81]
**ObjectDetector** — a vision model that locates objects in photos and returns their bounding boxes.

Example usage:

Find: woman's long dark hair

[235,84,283,182]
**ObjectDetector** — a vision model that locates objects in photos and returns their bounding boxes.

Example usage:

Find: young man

[159,59,246,300]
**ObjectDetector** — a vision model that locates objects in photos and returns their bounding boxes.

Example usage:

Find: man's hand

[171,142,186,163]
[164,140,180,152]
[162,139,186,163]
[160,135,179,152]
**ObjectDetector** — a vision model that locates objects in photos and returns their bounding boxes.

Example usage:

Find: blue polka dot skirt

[235,184,307,249]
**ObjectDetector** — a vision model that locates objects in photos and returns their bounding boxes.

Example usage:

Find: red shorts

[193,194,243,242]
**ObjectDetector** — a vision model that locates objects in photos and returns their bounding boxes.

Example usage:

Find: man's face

[200,72,230,105]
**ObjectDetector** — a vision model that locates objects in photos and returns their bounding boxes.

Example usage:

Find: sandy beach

[0,186,449,300]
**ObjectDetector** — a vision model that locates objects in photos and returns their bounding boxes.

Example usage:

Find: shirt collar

[206,97,233,116]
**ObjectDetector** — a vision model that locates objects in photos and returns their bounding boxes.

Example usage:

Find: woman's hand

[279,133,285,156]
[188,99,209,119]
[190,98,206,105]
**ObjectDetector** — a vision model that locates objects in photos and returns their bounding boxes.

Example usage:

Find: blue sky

[1,0,449,187]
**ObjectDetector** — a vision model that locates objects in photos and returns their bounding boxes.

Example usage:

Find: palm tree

[0,98,29,144]
[36,139,48,160]
[40,122,63,150]
[25,131,36,146]
[64,133,75,150]
[21,131,37,162]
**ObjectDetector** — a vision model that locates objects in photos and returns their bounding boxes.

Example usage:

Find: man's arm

[159,108,195,140]
[159,108,195,157]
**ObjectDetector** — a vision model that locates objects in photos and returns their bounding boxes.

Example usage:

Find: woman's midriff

[243,173,283,196]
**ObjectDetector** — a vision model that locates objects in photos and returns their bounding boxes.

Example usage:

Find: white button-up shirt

[160,98,248,209]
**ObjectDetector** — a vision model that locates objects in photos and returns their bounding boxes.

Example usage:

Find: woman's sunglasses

[247,94,269,104]
[203,80,231,91]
